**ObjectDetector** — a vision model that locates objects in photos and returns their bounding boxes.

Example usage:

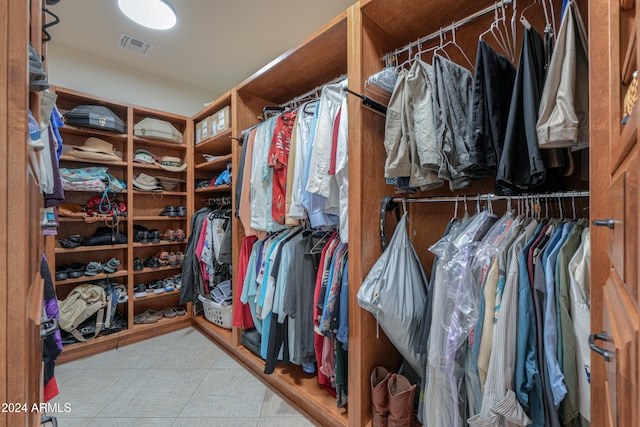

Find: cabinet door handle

[589,331,611,362]
[592,218,615,229]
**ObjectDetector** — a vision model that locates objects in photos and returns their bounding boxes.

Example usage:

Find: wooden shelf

[133,265,183,275]
[64,189,128,194]
[59,217,128,223]
[194,129,233,155]
[192,92,232,122]
[133,136,187,151]
[195,154,233,173]
[57,333,122,364]
[59,154,127,167]
[55,269,128,286]
[55,243,128,253]
[195,185,232,194]
[192,315,234,349]
[133,216,187,221]
[132,163,188,174]
[132,288,181,301]
[58,124,127,141]
[132,241,186,248]
[132,190,187,196]
[123,315,190,336]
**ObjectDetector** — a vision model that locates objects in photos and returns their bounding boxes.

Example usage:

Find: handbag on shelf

[134,117,183,143]
[64,105,126,134]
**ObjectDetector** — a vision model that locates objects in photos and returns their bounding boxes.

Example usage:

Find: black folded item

[84,226,127,246]
[64,105,126,133]
[241,328,261,357]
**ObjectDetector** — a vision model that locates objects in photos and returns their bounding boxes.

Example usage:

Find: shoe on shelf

[172,273,183,290]
[173,306,186,316]
[133,257,144,271]
[67,235,87,244]
[133,284,147,298]
[84,261,104,277]
[163,278,175,292]
[58,239,81,249]
[174,229,186,241]
[156,251,170,266]
[144,256,162,269]
[176,206,187,217]
[114,285,128,304]
[159,206,178,217]
[162,307,178,318]
[149,230,161,243]
[148,280,165,294]
[68,263,86,279]
[168,251,178,266]
[175,251,185,265]
[135,230,150,244]
[55,264,70,281]
[163,229,176,241]
[103,257,121,274]
[133,309,163,324]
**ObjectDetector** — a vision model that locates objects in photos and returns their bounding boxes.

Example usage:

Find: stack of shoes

[29,43,49,92]
[162,229,186,242]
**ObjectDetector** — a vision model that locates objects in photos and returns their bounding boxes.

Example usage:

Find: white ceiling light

[117,0,177,30]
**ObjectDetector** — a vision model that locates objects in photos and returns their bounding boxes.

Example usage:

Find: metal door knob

[592,218,615,229]
[589,331,611,361]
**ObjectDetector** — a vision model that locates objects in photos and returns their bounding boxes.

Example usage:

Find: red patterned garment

[267,110,297,225]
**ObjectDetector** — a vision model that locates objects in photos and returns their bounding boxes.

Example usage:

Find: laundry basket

[198,294,232,329]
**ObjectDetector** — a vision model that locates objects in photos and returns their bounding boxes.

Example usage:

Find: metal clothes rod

[278,74,347,111]
[382,0,513,63]
[392,190,590,204]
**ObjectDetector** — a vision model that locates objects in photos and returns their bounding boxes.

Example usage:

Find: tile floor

[49,328,318,426]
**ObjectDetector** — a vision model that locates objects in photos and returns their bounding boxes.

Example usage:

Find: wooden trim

[132,136,188,151]
[58,125,128,141]
[59,154,128,167]
[55,270,129,286]
[194,185,232,194]
[195,153,233,172]
[194,129,233,154]
[190,91,232,122]
[55,244,128,253]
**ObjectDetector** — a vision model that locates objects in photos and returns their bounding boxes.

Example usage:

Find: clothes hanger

[479,3,513,61]
[520,0,537,30]
[434,24,474,69]
[396,43,415,71]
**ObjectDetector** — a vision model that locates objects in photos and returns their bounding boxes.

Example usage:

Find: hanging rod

[391,190,589,204]
[382,0,513,63]
[278,74,348,111]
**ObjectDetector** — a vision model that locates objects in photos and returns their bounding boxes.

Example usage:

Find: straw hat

[132,173,163,191]
[156,176,184,191]
[70,137,121,161]
[158,156,187,172]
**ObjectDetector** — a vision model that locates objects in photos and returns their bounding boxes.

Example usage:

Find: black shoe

[160,206,178,217]
[144,256,161,269]
[134,284,147,298]
[149,230,161,243]
[176,206,187,217]
[55,265,69,281]
[135,230,150,244]
[133,257,144,271]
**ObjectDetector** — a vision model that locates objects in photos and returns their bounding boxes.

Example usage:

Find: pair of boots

[371,366,417,427]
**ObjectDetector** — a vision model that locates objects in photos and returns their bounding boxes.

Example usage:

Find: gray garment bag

[357,212,428,375]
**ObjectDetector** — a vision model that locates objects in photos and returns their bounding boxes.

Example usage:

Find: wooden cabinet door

[591,0,640,425]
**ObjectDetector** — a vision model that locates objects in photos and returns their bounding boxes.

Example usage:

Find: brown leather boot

[387,373,417,427]
[371,366,391,427]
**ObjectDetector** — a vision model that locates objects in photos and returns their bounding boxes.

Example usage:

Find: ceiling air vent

[118,32,154,56]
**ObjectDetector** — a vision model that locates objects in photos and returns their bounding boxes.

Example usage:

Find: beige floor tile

[257,417,317,427]
[98,369,208,418]
[211,352,244,369]
[180,368,267,417]
[171,417,259,427]
[87,418,176,427]
[43,417,92,427]
[260,390,303,418]
[51,369,140,417]
[149,344,222,370]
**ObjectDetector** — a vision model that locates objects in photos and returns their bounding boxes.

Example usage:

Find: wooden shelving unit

[194,185,232,194]
[55,269,129,286]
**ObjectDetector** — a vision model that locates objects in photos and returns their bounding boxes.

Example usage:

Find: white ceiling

[45,0,357,101]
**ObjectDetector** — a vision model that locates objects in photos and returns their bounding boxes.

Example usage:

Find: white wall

[47,44,217,117]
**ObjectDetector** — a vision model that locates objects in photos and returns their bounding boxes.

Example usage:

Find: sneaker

[149,230,161,243]
[172,273,183,290]
[168,252,178,266]
[133,257,144,271]
[175,251,185,265]
[133,283,147,298]
[176,206,187,217]
[148,280,165,294]
[163,229,176,241]
[144,256,162,269]
[135,230,150,244]
[174,229,186,241]
[159,206,178,216]
[84,261,103,276]
[163,278,175,292]
[103,257,120,274]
